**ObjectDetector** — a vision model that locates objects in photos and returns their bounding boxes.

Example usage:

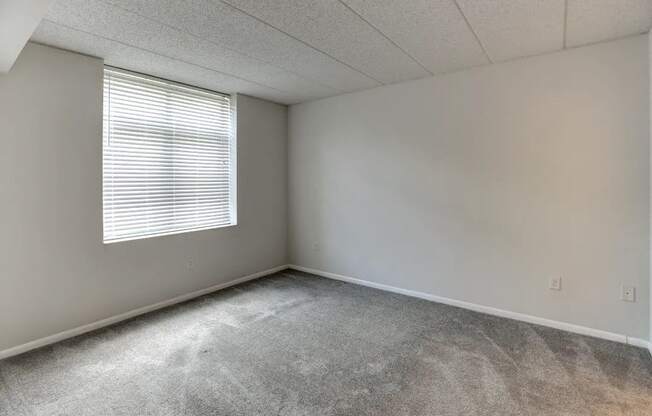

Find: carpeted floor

[1,270,651,416]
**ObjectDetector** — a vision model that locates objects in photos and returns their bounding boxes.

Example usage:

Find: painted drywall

[289,35,650,340]
[0,43,288,351]
[0,0,50,73]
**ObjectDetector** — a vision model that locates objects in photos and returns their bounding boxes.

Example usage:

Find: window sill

[103,222,238,244]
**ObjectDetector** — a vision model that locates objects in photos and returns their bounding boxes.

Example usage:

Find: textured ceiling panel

[341,0,489,74]
[456,0,565,62]
[28,0,652,104]
[103,0,378,93]
[43,0,336,103]
[32,20,304,104]
[566,0,652,47]
[222,0,430,84]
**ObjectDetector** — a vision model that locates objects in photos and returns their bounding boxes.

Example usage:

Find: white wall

[289,35,650,340]
[0,43,288,352]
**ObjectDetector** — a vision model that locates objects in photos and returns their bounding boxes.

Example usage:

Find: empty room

[1,0,652,415]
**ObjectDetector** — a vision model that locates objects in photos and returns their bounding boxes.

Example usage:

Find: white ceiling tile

[566,0,652,47]
[456,0,565,62]
[223,0,430,84]
[27,0,652,104]
[32,20,307,104]
[43,0,335,102]
[103,0,378,93]
[341,0,489,74]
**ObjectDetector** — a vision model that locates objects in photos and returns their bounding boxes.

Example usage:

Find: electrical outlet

[549,277,561,291]
[621,286,635,302]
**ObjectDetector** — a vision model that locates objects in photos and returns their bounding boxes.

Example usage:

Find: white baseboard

[626,337,651,351]
[0,264,289,360]
[4,263,648,360]
[289,264,650,351]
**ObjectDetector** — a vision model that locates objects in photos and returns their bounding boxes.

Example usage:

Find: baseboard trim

[626,337,651,351]
[289,264,648,350]
[4,264,647,360]
[0,264,289,360]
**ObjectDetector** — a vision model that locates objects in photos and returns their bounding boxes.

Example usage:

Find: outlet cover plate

[621,285,635,302]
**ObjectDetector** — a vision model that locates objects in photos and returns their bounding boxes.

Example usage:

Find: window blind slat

[103,67,236,243]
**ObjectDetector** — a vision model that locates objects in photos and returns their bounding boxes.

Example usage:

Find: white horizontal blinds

[103,67,235,243]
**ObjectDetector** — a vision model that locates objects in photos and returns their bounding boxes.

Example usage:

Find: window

[103,67,236,243]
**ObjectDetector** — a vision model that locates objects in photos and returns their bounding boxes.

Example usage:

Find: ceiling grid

[217,0,383,86]
[451,0,494,64]
[335,0,434,76]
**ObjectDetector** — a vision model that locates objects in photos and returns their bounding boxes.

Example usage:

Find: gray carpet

[1,270,651,416]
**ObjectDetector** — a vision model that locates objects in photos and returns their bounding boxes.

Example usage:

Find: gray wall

[0,43,288,351]
[289,36,650,339]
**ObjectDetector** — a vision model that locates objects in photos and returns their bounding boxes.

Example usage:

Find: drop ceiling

[31,0,652,105]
